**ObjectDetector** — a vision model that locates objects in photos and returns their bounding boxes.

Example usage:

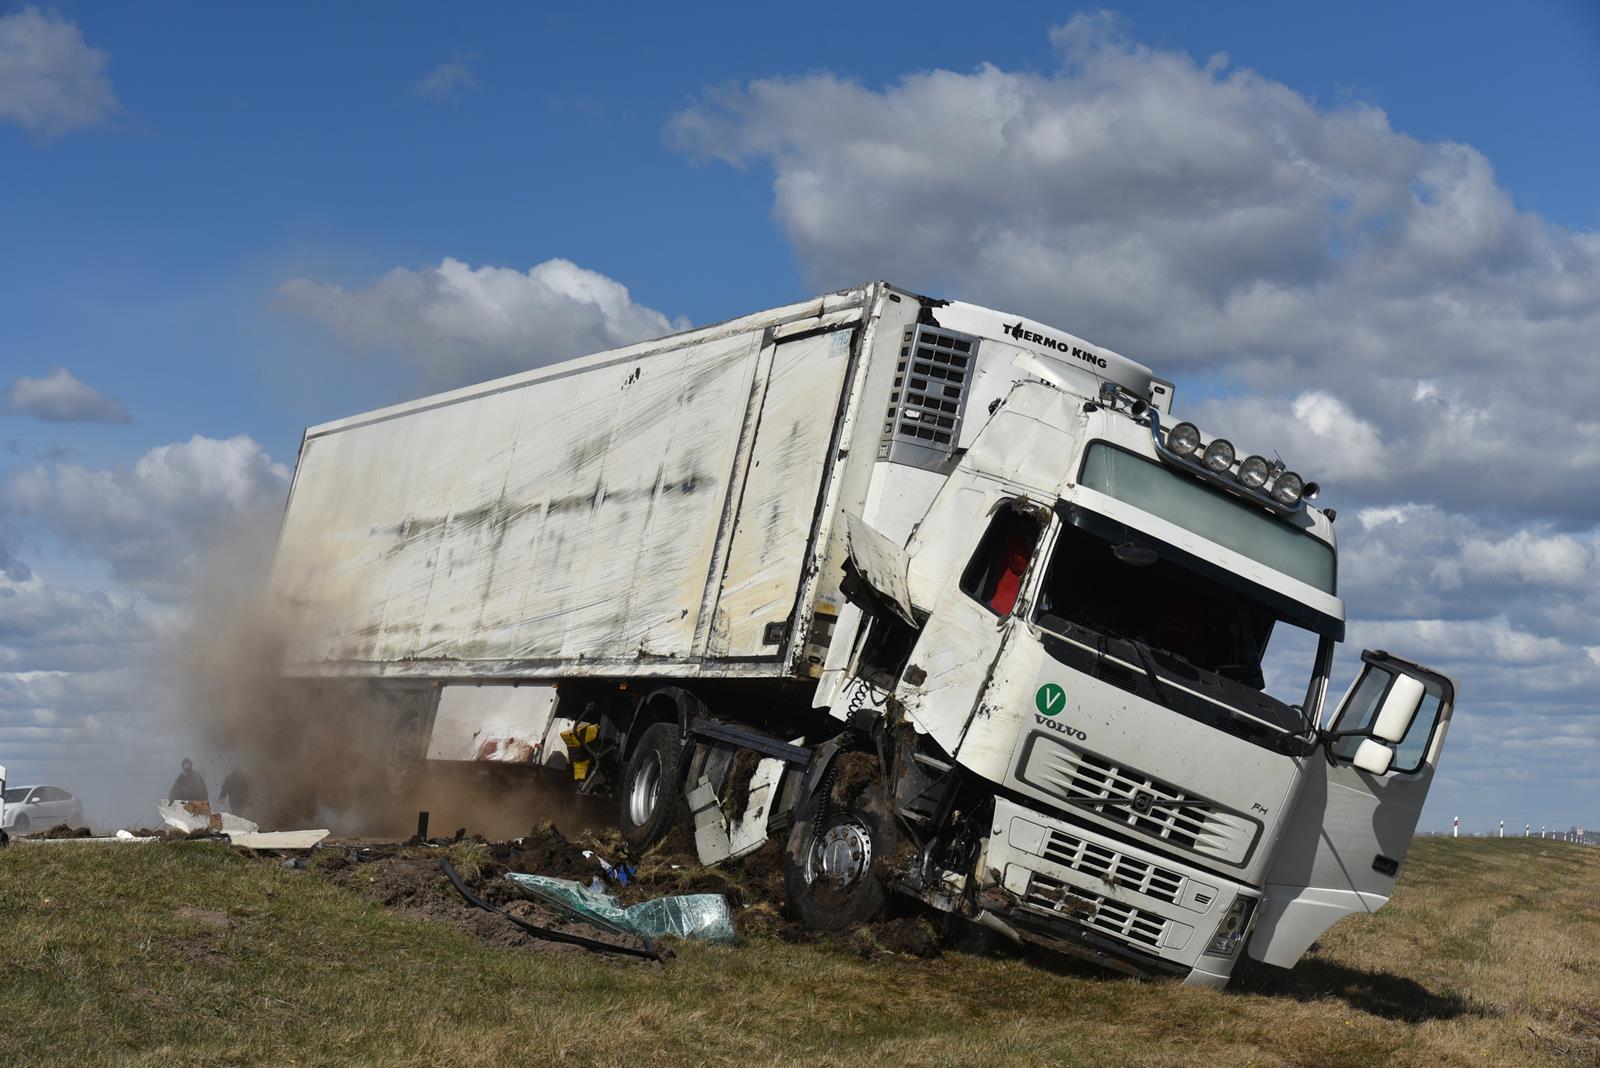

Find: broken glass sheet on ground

[505,872,736,943]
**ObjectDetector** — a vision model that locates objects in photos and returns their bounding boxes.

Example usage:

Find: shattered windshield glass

[1033,516,1319,737]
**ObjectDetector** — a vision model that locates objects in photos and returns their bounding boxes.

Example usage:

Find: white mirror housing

[1372,674,1425,744]
[1353,737,1395,775]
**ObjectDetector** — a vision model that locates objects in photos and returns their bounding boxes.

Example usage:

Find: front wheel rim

[807,815,873,889]
[628,751,662,828]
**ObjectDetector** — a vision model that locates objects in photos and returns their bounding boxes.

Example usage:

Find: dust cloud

[171,522,603,841]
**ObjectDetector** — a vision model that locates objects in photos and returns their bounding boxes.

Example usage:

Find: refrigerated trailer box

[269,281,1456,988]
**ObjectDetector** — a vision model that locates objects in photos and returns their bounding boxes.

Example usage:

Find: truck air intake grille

[878,324,978,471]
[1024,872,1167,949]
[1041,829,1185,905]
[1018,735,1260,866]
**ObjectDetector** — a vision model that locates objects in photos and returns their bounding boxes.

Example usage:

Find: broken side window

[959,503,1043,616]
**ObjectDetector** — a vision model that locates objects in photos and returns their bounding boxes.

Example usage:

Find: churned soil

[302,814,937,962]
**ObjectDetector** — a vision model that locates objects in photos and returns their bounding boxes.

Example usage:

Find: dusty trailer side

[269,287,881,683]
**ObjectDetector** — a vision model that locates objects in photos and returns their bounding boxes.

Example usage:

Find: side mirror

[1372,675,1425,744]
[1353,738,1394,775]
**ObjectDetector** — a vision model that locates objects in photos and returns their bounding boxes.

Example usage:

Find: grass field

[1,836,1596,1066]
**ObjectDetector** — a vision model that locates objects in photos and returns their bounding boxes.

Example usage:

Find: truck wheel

[784,753,902,932]
[618,722,684,850]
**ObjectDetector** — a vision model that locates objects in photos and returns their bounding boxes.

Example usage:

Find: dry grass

[0,837,1596,1066]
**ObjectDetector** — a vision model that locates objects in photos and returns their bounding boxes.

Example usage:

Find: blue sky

[2,2,1598,832]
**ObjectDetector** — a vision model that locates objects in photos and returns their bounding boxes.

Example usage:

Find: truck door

[1248,651,1456,968]
[895,499,1046,758]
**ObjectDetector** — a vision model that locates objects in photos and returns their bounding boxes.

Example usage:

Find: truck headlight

[1202,438,1235,473]
[1271,471,1305,507]
[1167,422,1200,457]
[1205,896,1256,958]
[1237,455,1269,489]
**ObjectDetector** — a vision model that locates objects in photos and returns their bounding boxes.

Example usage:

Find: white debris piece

[158,799,258,835]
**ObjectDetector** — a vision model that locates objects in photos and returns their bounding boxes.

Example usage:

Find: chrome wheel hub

[809,817,873,888]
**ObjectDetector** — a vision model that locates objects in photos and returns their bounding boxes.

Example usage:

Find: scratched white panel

[710,328,855,657]
[271,330,763,670]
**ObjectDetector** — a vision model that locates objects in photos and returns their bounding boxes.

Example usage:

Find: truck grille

[1024,873,1167,949]
[1041,829,1185,905]
[1018,735,1258,865]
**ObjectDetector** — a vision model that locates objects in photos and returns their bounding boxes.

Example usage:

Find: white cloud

[4,367,130,423]
[413,52,477,99]
[4,434,289,600]
[0,6,118,139]
[670,14,1600,521]
[276,256,691,391]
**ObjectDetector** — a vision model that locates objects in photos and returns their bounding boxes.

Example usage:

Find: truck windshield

[1033,513,1319,740]
[1079,443,1335,593]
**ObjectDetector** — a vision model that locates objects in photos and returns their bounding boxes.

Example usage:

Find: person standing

[218,765,251,815]
[169,758,208,803]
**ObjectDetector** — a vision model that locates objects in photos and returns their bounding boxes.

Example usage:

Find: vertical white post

[0,762,6,832]
[1499,820,1504,838]
[1452,815,1459,838]
[1525,824,1530,837]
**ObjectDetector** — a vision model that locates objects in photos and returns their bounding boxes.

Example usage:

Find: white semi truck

[269,281,1456,987]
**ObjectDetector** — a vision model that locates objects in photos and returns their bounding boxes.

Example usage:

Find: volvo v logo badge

[1033,683,1087,740]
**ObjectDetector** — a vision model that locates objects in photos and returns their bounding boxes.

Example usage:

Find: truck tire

[783,752,902,932]
[618,722,684,850]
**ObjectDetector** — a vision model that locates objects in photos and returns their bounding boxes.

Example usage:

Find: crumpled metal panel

[841,511,916,624]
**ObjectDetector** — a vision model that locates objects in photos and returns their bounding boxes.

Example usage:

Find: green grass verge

[1,838,1597,1066]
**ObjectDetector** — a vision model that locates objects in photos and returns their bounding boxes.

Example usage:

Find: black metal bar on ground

[686,717,813,765]
[416,810,429,841]
[437,858,662,961]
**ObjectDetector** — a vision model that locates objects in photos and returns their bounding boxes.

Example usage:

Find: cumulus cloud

[4,367,130,423]
[670,13,1600,521]
[4,434,290,600]
[413,52,478,99]
[0,6,119,139]
[276,256,691,391]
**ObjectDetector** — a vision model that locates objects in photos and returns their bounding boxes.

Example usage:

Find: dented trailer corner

[269,281,1457,988]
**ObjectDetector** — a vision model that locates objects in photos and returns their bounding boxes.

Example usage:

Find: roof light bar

[1149,412,1312,516]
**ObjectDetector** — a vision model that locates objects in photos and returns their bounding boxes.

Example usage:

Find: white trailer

[269,281,1457,987]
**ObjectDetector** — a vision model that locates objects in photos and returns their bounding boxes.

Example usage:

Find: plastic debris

[582,848,636,886]
[506,873,736,944]
[158,800,258,835]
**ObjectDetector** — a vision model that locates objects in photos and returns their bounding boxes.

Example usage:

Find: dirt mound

[303,811,946,963]
[36,824,92,840]
[849,916,942,960]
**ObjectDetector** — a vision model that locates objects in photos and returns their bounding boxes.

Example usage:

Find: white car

[1,785,86,834]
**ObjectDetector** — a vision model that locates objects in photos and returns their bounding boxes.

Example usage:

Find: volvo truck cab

[817,375,1453,988]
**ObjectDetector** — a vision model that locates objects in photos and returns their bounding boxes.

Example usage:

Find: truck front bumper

[975,797,1255,988]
